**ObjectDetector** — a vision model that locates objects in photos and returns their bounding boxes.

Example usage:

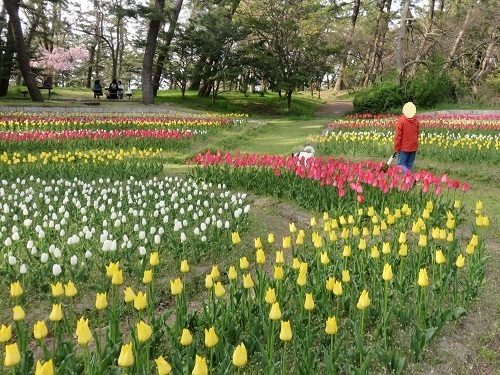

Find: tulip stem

[281,343,287,375]
[359,309,365,366]
[383,281,389,351]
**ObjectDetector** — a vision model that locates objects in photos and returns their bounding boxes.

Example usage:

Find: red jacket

[394,115,420,152]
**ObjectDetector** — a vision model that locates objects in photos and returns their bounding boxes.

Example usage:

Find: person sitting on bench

[108,79,119,99]
[93,80,103,98]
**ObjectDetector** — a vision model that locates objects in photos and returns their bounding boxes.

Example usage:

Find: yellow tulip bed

[314,115,500,164]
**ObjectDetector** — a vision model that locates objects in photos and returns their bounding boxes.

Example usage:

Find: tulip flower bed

[0,170,488,374]
[315,115,500,164]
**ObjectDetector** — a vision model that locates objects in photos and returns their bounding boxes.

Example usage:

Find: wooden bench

[93,90,103,98]
[21,90,29,98]
[38,86,52,99]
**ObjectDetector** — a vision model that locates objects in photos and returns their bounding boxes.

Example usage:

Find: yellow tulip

[0,324,12,343]
[49,304,63,322]
[358,238,366,250]
[239,257,250,270]
[342,270,350,283]
[279,320,292,341]
[275,251,285,264]
[398,232,406,243]
[272,265,283,281]
[170,278,183,296]
[124,286,136,303]
[64,281,78,297]
[265,288,276,304]
[95,293,108,310]
[137,320,153,342]
[228,266,238,280]
[232,343,248,367]
[35,359,54,375]
[399,243,408,257]
[205,274,214,289]
[112,269,124,285]
[342,245,351,257]
[243,273,254,289]
[180,328,193,346]
[469,234,478,247]
[12,306,25,321]
[476,200,483,211]
[297,271,307,286]
[33,321,48,340]
[4,342,21,367]
[282,236,291,249]
[150,252,160,266]
[382,242,391,254]
[296,234,304,245]
[371,245,380,259]
[456,254,466,268]
[372,225,380,236]
[418,234,428,247]
[304,293,315,311]
[254,237,263,249]
[76,317,92,345]
[352,226,360,237]
[418,268,429,287]
[267,233,275,244]
[143,269,153,284]
[435,250,446,264]
[117,342,134,367]
[10,281,23,298]
[214,282,226,298]
[325,277,335,291]
[51,282,64,297]
[210,265,220,281]
[325,317,338,335]
[310,217,317,227]
[204,326,219,348]
[289,222,297,233]
[134,291,147,310]
[231,232,241,245]
[155,356,172,375]
[269,302,282,320]
[333,281,343,296]
[180,260,190,273]
[105,261,120,278]
[356,289,371,310]
[256,248,266,264]
[382,264,393,281]
[192,355,208,375]
[299,262,308,274]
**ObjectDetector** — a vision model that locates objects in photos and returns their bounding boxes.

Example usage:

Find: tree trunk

[334,0,360,92]
[470,38,496,94]
[152,0,184,96]
[0,18,16,96]
[408,0,436,76]
[4,0,43,101]
[363,0,387,86]
[448,6,473,63]
[86,45,96,88]
[142,0,166,104]
[395,0,411,86]
[286,89,292,110]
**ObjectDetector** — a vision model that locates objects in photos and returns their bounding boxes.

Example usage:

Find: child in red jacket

[394,102,420,174]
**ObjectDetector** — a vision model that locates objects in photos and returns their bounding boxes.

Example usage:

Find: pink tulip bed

[0,112,492,374]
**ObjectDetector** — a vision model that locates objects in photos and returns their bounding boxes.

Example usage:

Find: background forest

[0,0,498,110]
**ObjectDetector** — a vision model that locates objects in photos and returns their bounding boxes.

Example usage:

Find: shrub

[405,71,456,108]
[353,82,405,113]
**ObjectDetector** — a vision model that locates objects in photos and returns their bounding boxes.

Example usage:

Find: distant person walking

[394,102,420,174]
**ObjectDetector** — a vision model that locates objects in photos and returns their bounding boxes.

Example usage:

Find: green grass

[1,86,324,117]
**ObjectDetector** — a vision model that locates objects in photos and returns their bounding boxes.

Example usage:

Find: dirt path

[314,100,353,117]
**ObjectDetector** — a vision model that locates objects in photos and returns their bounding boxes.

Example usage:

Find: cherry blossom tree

[31,46,89,86]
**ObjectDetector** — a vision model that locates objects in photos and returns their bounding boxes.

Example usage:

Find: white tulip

[85,250,92,259]
[225,221,230,229]
[38,230,45,239]
[20,264,27,274]
[52,264,62,276]
[40,253,49,263]
[216,220,223,228]
[70,255,78,266]
[201,236,207,242]
[27,240,34,249]
[8,255,17,265]
[138,246,147,256]
[85,231,92,240]
[134,224,140,232]
[180,232,187,243]
[53,248,62,258]
[24,219,32,227]
[139,231,146,240]
[31,247,38,255]
[194,227,200,236]
[4,237,12,246]
[154,234,161,244]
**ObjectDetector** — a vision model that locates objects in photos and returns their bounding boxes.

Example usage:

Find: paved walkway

[0,105,180,115]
